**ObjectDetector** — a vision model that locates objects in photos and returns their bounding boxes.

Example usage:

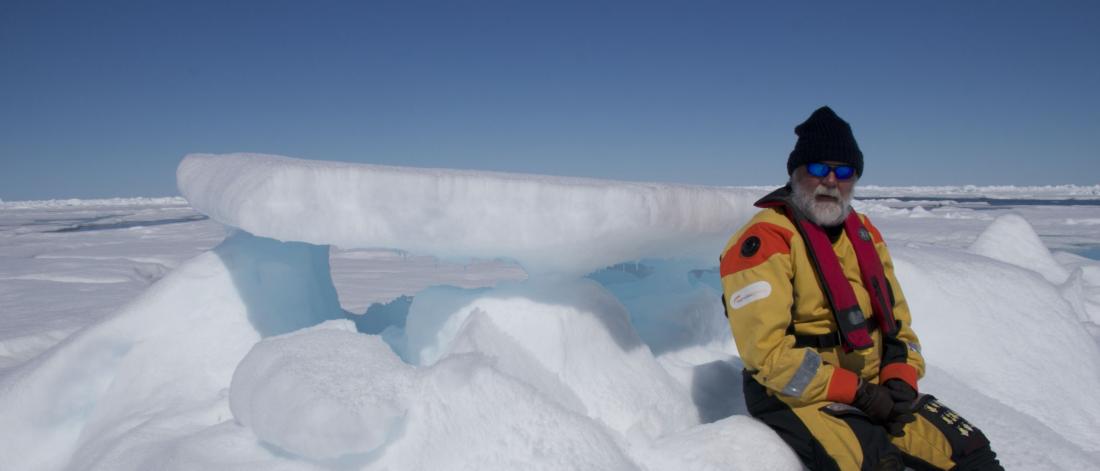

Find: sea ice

[177,153,762,275]
[2,155,1100,469]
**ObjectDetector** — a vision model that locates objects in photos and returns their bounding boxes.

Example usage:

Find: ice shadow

[492,279,646,352]
[348,295,413,335]
[258,439,391,471]
[341,260,725,359]
[354,278,649,368]
[589,260,728,356]
[212,230,347,338]
[691,356,749,423]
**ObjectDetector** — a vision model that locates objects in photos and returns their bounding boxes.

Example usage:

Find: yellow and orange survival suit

[720,186,1001,471]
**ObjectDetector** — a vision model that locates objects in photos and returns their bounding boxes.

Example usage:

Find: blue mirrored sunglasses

[806,162,856,180]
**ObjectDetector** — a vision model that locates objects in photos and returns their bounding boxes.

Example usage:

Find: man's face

[790,161,857,226]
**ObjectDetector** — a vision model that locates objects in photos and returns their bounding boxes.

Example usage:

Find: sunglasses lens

[806,163,830,178]
[806,163,855,180]
[834,165,855,180]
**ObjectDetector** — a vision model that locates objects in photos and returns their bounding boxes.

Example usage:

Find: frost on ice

[1,153,1099,470]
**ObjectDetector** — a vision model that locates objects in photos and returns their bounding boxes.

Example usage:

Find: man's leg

[743,372,905,471]
[890,395,1003,471]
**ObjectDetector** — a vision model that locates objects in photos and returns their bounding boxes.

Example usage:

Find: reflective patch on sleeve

[781,348,820,397]
[729,281,772,309]
[908,342,921,354]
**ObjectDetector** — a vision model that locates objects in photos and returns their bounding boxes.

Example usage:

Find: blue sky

[2,0,1098,200]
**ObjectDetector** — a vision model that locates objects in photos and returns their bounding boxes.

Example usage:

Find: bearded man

[719,107,1002,470]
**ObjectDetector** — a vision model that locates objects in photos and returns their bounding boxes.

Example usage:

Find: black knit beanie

[786,106,864,177]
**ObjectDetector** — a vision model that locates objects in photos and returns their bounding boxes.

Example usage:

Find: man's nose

[821,171,838,187]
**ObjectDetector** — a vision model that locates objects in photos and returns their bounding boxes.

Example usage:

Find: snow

[892,246,1100,451]
[177,153,762,275]
[857,184,1100,199]
[968,213,1071,283]
[632,416,802,471]
[0,230,345,470]
[400,278,697,440]
[229,320,413,461]
[0,196,189,209]
[1,153,1099,470]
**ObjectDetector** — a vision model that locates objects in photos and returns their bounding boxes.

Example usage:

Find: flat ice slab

[178,153,762,274]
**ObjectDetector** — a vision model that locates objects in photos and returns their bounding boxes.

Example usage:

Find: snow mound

[385,353,639,470]
[917,366,1100,470]
[0,231,345,470]
[633,415,801,471]
[177,153,761,275]
[968,213,1070,283]
[402,278,697,439]
[892,247,1100,452]
[229,320,414,460]
[230,321,640,469]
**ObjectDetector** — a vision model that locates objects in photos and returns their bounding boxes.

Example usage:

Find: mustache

[813,186,842,199]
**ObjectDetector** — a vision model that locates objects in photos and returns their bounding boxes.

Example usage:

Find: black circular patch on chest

[740,236,761,257]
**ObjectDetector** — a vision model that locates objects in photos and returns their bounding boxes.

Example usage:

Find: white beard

[791,182,853,227]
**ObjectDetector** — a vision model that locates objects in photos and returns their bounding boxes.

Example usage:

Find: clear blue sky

[2,0,1098,200]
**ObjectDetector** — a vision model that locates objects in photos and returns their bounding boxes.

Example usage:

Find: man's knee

[949,444,1002,471]
[759,399,902,469]
[903,395,1003,471]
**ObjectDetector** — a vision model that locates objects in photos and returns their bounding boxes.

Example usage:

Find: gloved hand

[884,379,917,403]
[884,407,916,438]
[883,379,918,437]
[853,380,917,437]
[851,380,894,423]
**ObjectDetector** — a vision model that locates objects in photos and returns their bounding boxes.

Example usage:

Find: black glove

[884,407,916,437]
[851,380,894,423]
[884,379,917,403]
[883,379,918,437]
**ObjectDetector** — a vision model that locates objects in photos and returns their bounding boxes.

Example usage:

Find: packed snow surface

[1,154,1099,470]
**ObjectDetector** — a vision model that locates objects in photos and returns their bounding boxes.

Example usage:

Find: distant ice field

[2,177,1099,470]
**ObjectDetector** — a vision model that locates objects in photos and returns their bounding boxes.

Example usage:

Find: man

[719,107,1002,470]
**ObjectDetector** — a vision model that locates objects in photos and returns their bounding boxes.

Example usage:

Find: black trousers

[742,371,1002,471]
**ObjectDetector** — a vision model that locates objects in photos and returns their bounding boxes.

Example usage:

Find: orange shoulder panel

[860,214,885,245]
[720,222,794,277]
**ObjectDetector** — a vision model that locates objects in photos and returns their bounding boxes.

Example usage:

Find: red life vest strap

[753,186,899,351]
[843,213,899,338]
[796,213,873,350]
